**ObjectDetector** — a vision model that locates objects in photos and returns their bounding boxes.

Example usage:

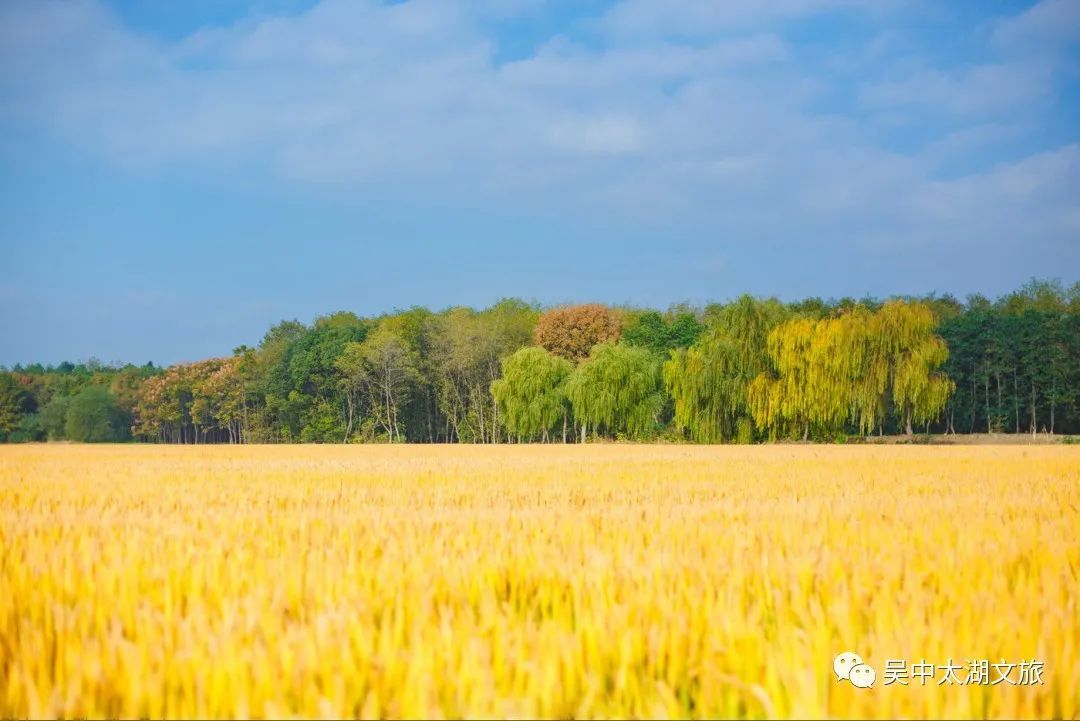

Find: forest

[1,278,1077,444]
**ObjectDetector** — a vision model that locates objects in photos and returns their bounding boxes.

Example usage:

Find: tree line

[1,279,1077,444]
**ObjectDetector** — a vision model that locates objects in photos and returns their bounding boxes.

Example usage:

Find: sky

[1,0,1078,367]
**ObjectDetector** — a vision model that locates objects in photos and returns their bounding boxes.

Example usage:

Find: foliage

[749,301,954,439]
[6,413,43,443]
[2,281,1077,444]
[260,312,368,442]
[336,326,422,443]
[874,301,954,434]
[65,385,131,442]
[427,300,538,443]
[664,331,744,443]
[0,372,31,440]
[621,309,704,357]
[534,304,621,362]
[565,343,661,439]
[491,347,573,442]
[666,295,791,443]
[134,359,243,443]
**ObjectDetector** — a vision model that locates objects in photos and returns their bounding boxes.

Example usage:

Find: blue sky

[1,0,1077,367]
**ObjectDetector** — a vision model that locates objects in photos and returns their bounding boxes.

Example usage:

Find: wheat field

[1,444,1077,719]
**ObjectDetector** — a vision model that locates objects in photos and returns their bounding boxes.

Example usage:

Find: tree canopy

[565,343,662,440]
[2,279,1076,444]
[534,304,621,362]
[65,385,130,443]
[491,347,573,442]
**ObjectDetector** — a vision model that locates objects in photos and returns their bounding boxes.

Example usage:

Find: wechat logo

[834,651,876,689]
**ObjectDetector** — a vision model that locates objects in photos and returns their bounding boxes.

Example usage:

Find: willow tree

[748,317,816,440]
[709,294,791,379]
[811,311,881,435]
[747,313,865,440]
[750,302,954,439]
[678,295,790,442]
[663,330,744,442]
[565,343,661,440]
[491,347,573,442]
[836,307,887,436]
[873,300,954,434]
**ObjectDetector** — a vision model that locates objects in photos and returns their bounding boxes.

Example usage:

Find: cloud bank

[0,0,1077,364]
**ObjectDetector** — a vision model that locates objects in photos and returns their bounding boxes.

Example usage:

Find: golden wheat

[1,444,1077,719]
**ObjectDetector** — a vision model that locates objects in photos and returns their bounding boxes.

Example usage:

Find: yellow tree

[873,301,954,434]
[806,314,860,434]
[843,307,889,436]
[748,317,817,440]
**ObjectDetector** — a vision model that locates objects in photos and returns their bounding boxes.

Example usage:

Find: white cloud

[0,0,1076,268]
[859,61,1055,116]
[992,0,1080,51]
[596,0,889,40]
[545,114,645,155]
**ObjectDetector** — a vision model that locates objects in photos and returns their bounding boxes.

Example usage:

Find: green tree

[336,327,421,443]
[39,395,71,440]
[261,313,367,442]
[429,300,538,443]
[0,373,29,440]
[491,347,573,442]
[66,385,131,442]
[7,413,43,442]
[621,310,670,355]
[672,295,790,442]
[667,311,705,350]
[565,343,661,440]
[622,309,705,357]
[664,331,744,442]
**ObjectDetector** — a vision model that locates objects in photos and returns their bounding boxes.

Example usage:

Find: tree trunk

[969,371,976,433]
[996,371,1002,422]
[1013,368,1019,433]
[343,394,354,443]
[241,386,249,444]
[802,420,809,441]
[1030,380,1037,436]
[1050,377,1056,434]
[426,392,434,443]
[904,409,913,436]
[562,409,568,444]
[474,386,486,444]
[383,372,394,443]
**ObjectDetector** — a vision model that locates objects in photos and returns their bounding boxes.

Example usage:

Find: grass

[1,444,1077,719]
